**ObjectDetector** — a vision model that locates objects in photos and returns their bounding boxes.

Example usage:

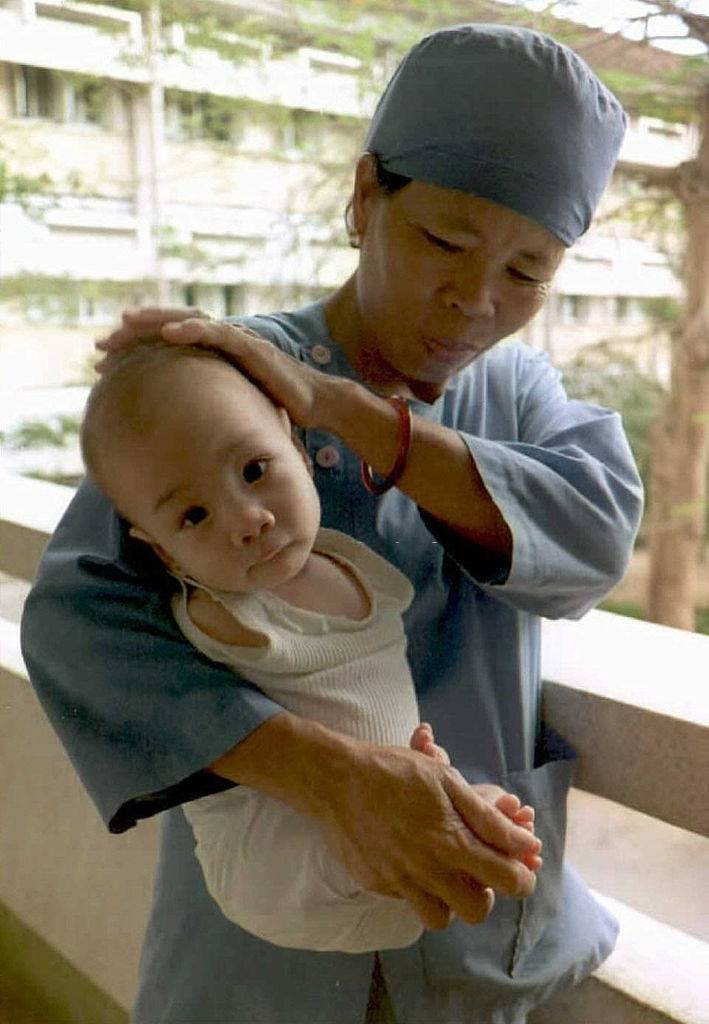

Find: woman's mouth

[424,338,477,364]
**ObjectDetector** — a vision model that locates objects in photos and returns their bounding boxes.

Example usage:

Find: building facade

[0,0,695,393]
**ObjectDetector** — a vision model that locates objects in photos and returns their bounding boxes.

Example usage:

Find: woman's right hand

[318,739,541,931]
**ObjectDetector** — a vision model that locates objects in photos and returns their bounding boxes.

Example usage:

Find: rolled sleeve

[419,346,643,619]
[20,318,307,833]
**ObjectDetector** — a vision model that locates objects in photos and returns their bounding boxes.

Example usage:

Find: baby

[81,341,537,953]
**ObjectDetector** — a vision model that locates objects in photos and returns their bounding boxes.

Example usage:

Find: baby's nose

[231,506,275,547]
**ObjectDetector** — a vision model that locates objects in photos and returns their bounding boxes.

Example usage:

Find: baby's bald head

[81,340,321,592]
[81,343,262,517]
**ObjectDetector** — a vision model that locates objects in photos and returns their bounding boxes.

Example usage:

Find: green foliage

[600,599,709,635]
[23,469,86,487]
[158,229,219,272]
[164,89,253,144]
[0,146,52,209]
[4,415,81,450]
[561,346,667,490]
[0,274,157,322]
[639,296,682,325]
[598,599,647,621]
[596,67,698,123]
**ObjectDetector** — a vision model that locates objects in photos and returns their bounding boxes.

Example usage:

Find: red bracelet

[361,396,412,495]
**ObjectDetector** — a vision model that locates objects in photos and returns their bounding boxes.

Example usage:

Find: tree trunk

[648,86,709,631]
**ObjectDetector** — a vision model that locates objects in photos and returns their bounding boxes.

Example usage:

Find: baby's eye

[243,458,269,484]
[181,505,208,528]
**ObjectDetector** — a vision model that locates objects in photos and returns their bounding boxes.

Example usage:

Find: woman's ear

[351,152,379,241]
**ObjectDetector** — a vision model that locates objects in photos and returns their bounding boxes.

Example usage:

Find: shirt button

[315,445,340,469]
[310,344,332,365]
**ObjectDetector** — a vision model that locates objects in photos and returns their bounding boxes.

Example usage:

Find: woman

[22,23,643,1024]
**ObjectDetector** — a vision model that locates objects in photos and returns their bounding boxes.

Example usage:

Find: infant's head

[81,343,321,593]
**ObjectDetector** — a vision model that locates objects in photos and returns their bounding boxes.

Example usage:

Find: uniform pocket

[503,724,576,977]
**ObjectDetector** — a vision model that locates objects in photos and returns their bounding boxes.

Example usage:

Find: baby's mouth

[259,543,283,564]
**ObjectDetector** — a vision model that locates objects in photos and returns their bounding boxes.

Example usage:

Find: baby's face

[112,357,321,593]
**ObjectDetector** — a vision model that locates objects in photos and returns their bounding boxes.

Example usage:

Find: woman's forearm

[206,710,540,931]
[207,711,359,821]
[319,377,512,557]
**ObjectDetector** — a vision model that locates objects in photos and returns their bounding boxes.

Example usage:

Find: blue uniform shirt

[21,300,643,1024]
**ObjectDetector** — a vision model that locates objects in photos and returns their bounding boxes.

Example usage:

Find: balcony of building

[0,0,371,115]
[1,472,707,1023]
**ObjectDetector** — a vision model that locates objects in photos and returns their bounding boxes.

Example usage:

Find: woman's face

[350,157,565,393]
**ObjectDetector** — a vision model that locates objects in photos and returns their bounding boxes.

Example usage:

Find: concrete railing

[1,474,708,1023]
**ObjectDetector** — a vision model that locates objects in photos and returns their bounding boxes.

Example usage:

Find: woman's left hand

[161,318,335,430]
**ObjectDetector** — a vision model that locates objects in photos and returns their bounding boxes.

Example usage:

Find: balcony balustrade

[1,474,707,1023]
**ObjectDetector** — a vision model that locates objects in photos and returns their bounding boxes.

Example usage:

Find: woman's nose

[443,260,495,318]
[229,505,275,547]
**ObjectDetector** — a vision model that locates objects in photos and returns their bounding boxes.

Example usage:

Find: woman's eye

[424,230,462,254]
[508,267,539,283]
[181,506,208,528]
[243,459,268,484]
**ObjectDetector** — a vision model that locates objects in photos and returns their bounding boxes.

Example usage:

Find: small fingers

[409,723,451,766]
[444,784,540,897]
[493,798,541,868]
[513,806,536,832]
[494,792,521,818]
[449,776,541,859]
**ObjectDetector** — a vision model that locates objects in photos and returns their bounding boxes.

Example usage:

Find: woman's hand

[210,714,542,934]
[98,311,335,431]
[159,317,333,430]
[95,306,211,370]
[410,722,537,840]
[319,739,542,932]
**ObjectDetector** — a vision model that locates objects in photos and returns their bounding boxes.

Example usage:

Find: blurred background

[1,2,707,1022]
[1,0,707,633]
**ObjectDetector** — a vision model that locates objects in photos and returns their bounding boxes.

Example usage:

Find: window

[615,296,630,323]
[13,66,108,127]
[284,109,325,156]
[565,295,591,323]
[165,91,242,145]
[14,65,57,119]
[65,79,105,126]
[223,284,244,317]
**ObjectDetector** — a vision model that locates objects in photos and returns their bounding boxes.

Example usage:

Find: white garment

[173,528,424,952]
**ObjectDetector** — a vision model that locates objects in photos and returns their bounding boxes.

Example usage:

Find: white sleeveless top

[172,528,424,952]
[172,528,421,747]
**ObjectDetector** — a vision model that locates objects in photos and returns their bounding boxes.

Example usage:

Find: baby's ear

[129,526,181,574]
[128,525,153,545]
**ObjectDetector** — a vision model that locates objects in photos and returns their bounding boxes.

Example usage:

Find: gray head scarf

[364,24,627,245]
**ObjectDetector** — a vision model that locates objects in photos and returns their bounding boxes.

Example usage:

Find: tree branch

[646,1,709,45]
